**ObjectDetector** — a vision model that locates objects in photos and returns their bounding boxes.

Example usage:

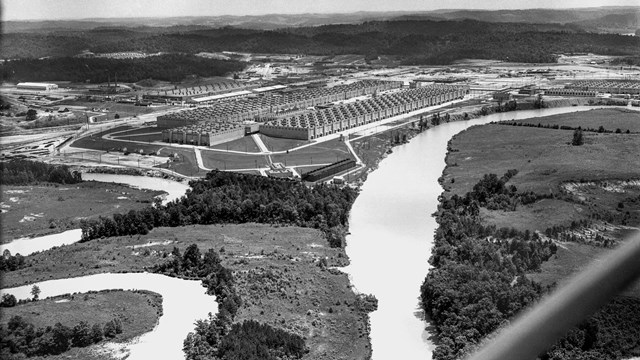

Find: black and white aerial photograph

[0,0,639,359]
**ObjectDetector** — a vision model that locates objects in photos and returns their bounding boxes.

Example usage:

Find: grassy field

[1,182,163,242]
[110,126,161,137]
[270,139,353,167]
[1,289,162,340]
[259,134,310,152]
[201,149,270,170]
[504,108,640,133]
[70,133,164,154]
[440,108,640,295]
[112,133,163,143]
[3,224,373,360]
[211,136,261,152]
[157,147,209,177]
[443,123,640,196]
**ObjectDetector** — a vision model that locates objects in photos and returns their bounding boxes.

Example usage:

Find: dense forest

[0,160,82,185]
[2,19,639,65]
[421,170,640,360]
[0,315,123,359]
[0,55,246,83]
[81,170,358,247]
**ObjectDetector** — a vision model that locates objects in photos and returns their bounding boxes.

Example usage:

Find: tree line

[1,54,245,83]
[1,159,82,185]
[3,19,639,65]
[81,170,358,247]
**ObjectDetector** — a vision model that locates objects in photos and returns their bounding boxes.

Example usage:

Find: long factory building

[161,84,468,145]
[565,80,640,95]
[157,80,402,129]
[260,85,468,140]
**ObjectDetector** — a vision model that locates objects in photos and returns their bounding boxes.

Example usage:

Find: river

[1,105,626,359]
[343,106,616,360]
[0,273,216,360]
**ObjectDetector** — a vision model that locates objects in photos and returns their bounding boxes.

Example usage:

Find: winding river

[343,106,619,360]
[1,106,630,359]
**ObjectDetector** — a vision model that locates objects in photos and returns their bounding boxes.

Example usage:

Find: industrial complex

[159,82,467,145]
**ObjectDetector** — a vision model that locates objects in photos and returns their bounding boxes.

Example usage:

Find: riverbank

[2,223,375,360]
[424,108,640,359]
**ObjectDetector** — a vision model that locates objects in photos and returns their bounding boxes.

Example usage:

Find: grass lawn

[505,108,640,133]
[3,224,373,359]
[156,147,209,177]
[1,182,163,242]
[112,133,164,143]
[270,139,353,167]
[1,290,162,341]
[201,150,270,170]
[109,126,161,137]
[259,134,310,152]
[70,135,164,154]
[211,136,261,152]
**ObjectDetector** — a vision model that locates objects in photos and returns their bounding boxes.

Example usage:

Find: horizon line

[4,5,639,22]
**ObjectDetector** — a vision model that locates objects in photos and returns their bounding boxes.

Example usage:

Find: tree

[31,285,41,300]
[572,129,584,146]
[114,113,120,119]
[1,293,17,307]
[26,109,38,120]
[71,321,93,347]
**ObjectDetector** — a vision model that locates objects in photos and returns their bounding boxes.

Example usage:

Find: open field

[157,147,209,177]
[1,289,162,341]
[111,133,163,143]
[211,135,261,152]
[440,108,640,295]
[500,108,640,133]
[3,223,373,360]
[57,100,173,119]
[70,135,164,154]
[201,150,270,170]
[1,182,163,242]
[109,126,160,137]
[259,134,310,152]
[443,120,640,197]
[270,139,353,167]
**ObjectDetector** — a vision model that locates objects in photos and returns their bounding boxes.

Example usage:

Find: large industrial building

[564,80,640,95]
[260,85,468,140]
[159,82,466,146]
[157,80,402,129]
[16,82,59,91]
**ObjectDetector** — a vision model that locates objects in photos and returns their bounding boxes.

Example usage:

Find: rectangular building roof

[190,90,253,103]
[252,84,288,93]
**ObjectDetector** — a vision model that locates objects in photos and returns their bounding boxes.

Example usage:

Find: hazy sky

[3,0,639,21]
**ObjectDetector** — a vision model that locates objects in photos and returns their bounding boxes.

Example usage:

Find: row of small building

[156,80,402,128]
[160,84,468,145]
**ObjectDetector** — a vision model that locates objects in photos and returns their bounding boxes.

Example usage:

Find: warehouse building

[565,80,640,95]
[161,122,246,146]
[17,82,59,91]
[260,85,468,140]
[544,88,597,97]
[156,80,402,129]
